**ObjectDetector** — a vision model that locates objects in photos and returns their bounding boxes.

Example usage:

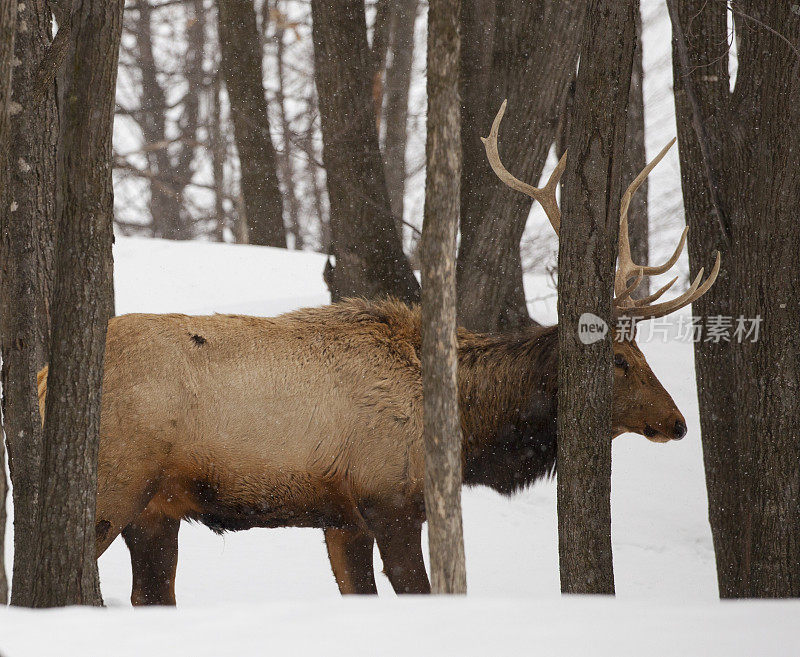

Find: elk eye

[614,354,629,373]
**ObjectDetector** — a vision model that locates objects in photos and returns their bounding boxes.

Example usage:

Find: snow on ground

[2,237,798,656]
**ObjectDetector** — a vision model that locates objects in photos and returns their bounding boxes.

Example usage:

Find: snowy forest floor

[1,238,798,656]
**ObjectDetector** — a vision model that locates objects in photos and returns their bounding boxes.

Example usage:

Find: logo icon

[578,312,609,345]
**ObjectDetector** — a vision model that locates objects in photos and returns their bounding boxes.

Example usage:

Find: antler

[481,99,567,235]
[481,101,722,323]
[613,138,720,320]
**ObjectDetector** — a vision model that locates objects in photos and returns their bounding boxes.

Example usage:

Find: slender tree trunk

[211,68,228,242]
[310,0,419,303]
[133,0,183,239]
[0,0,17,606]
[557,0,637,596]
[456,0,586,332]
[422,0,466,595]
[26,0,124,607]
[382,0,418,233]
[624,5,648,297]
[273,1,303,249]
[671,0,800,598]
[1,0,59,606]
[218,0,286,247]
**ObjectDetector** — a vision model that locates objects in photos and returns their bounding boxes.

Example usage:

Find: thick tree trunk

[671,0,800,598]
[557,0,637,595]
[26,0,124,607]
[421,0,466,595]
[311,0,419,303]
[624,5,648,297]
[456,0,586,332]
[0,0,17,606]
[218,0,286,248]
[382,0,418,233]
[1,0,59,606]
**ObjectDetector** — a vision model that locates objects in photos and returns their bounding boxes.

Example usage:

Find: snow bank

[1,237,796,656]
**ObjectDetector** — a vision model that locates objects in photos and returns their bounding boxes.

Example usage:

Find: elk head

[481,100,720,443]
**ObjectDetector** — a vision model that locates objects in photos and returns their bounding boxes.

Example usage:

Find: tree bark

[456,0,586,332]
[311,0,419,303]
[422,0,466,595]
[273,0,303,249]
[382,0,418,233]
[218,0,286,248]
[132,0,183,239]
[624,5,648,297]
[26,0,124,607]
[1,0,59,606]
[0,0,17,606]
[671,0,800,598]
[557,0,637,596]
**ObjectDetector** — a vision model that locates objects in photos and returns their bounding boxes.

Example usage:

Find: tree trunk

[557,0,637,596]
[456,0,586,332]
[273,1,304,249]
[421,0,466,595]
[1,0,59,606]
[382,0,418,233]
[671,0,800,598]
[624,5,648,297]
[310,0,419,303]
[210,68,229,242]
[133,0,183,240]
[26,0,124,607]
[0,0,17,606]
[218,0,286,248]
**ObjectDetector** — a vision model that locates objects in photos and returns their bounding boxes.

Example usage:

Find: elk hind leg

[122,506,180,606]
[324,527,378,594]
[372,520,430,594]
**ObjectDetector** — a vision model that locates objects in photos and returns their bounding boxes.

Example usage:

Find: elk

[36,104,719,604]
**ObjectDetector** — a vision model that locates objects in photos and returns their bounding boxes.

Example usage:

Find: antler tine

[481,100,567,235]
[614,267,644,306]
[615,138,678,298]
[622,251,721,321]
[631,275,678,307]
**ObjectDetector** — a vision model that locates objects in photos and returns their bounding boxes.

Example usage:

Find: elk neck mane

[333,298,559,496]
[456,323,559,495]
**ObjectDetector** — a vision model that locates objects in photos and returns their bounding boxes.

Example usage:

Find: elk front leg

[324,527,378,594]
[122,507,180,606]
[373,520,431,594]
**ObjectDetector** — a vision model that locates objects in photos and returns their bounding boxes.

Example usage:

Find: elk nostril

[673,419,687,440]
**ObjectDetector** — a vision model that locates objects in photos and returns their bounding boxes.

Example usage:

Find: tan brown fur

[37,298,685,602]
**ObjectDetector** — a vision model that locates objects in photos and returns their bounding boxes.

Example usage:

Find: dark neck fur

[458,325,559,496]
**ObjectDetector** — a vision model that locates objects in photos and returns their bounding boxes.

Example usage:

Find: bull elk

[36,103,719,604]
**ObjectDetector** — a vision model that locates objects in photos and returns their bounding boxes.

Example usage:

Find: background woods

[0,0,797,617]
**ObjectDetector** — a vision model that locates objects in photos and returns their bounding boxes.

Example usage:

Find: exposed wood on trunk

[310,0,419,303]
[671,0,800,598]
[218,0,286,247]
[456,0,586,332]
[1,0,59,606]
[421,0,466,595]
[557,0,637,596]
[26,0,124,607]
